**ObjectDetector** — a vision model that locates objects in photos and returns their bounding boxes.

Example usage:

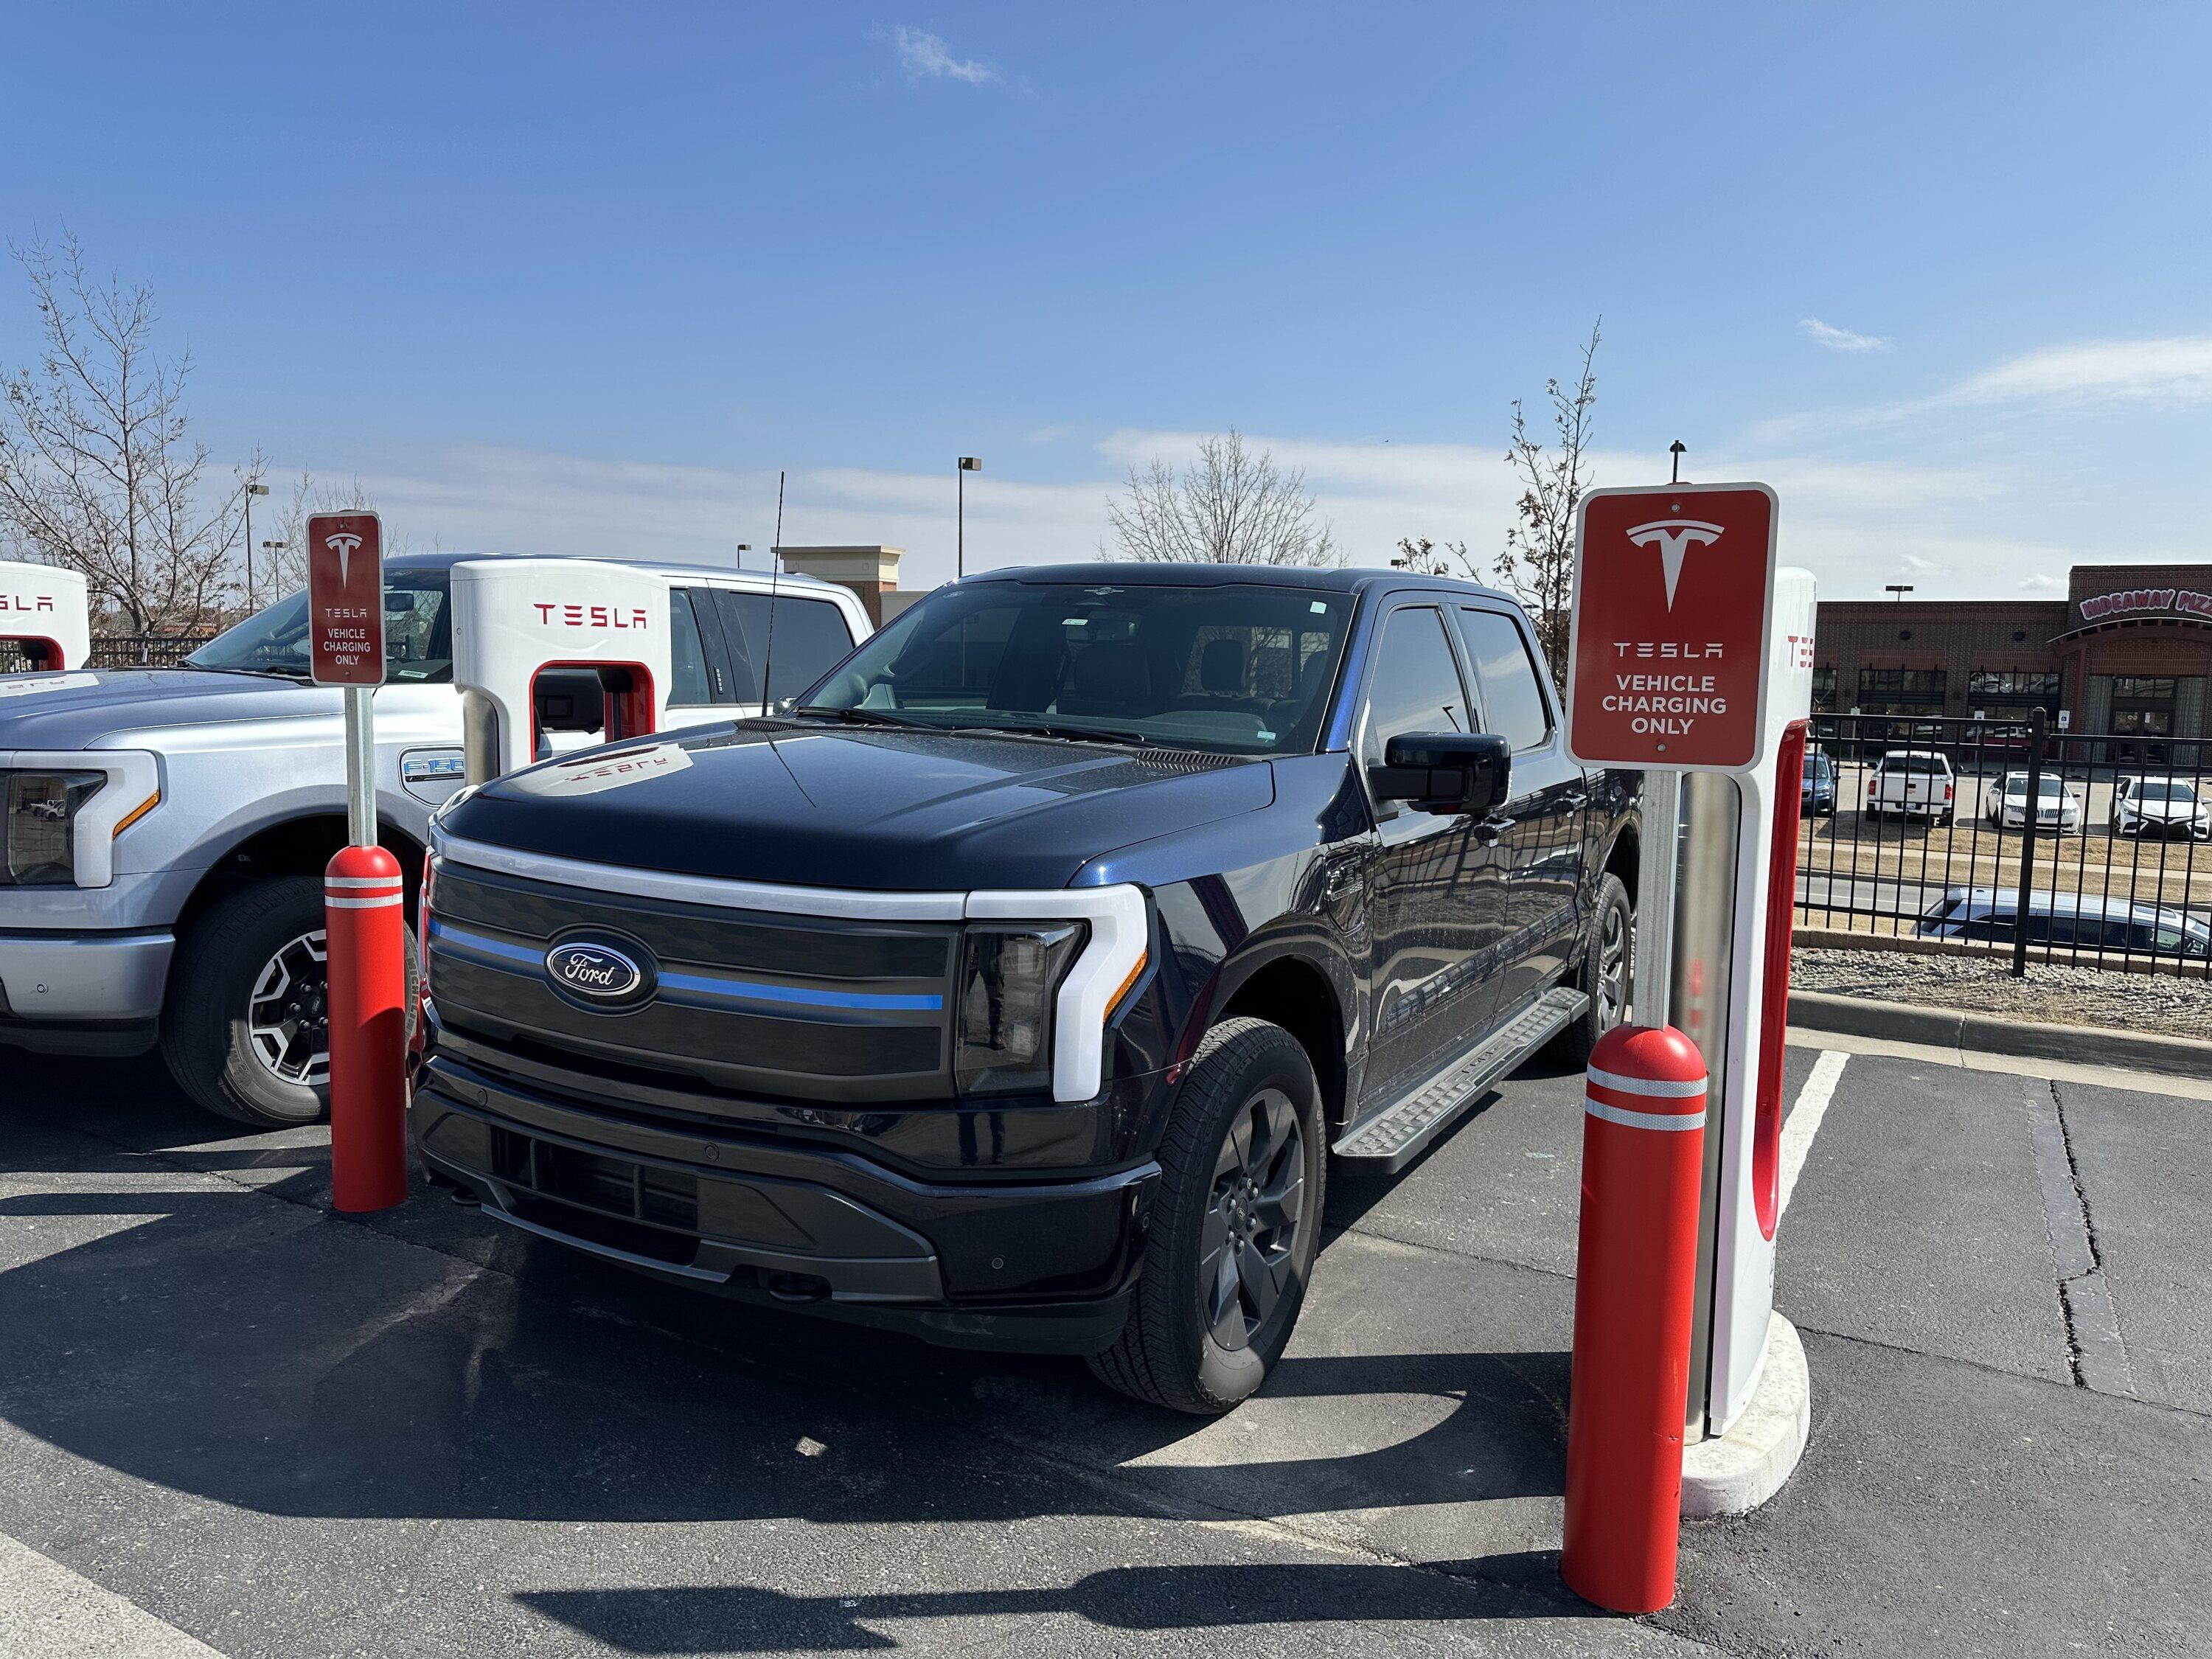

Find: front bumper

[0,928,172,1054]
[2118,816,2210,839]
[411,1053,1159,1354]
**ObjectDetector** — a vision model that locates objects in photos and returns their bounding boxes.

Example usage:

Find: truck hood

[0,667,325,749]
[441,720,1279,892]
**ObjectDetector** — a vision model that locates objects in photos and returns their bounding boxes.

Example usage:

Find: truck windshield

[800,579,1354,754]
[186,573,453,682]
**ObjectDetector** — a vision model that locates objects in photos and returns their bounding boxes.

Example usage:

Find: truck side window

[1359,607,1470,787]
[717,593,856,703]
[667,590,713,708]
[1455,608,1552,751]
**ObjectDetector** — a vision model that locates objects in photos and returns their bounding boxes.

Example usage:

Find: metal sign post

[308,512,406,1212]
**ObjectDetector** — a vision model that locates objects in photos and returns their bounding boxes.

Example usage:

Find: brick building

[1815,563,2212,754]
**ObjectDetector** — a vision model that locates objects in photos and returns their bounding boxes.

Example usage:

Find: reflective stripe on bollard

[325,845,408,1214]
[1561,1023,1709,1615]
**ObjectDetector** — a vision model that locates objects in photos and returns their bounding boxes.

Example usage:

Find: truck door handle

[1473,815,1511,846]
[1557,792,1588,813]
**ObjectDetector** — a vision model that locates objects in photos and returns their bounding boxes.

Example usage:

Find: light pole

[1885,584,1914,602]
[735,542,751,569]
[956,456,981,579]
[261,540,288,600]
[243,480,271,610]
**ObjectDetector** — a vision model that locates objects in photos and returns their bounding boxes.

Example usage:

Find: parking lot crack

[2024,1078,2137,1399]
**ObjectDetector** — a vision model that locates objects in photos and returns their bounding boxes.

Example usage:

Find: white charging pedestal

[449,559,672,783]
[0,563,91,672]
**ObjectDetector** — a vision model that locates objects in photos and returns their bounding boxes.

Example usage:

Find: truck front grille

[426,861,959,1105]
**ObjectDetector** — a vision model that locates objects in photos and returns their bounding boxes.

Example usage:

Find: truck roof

[386,550,852,597]
[963,561,1520,605]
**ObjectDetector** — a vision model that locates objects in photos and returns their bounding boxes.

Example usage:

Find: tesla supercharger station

[0,562,90,671]
[1564,483,1817,1494]
[449,558,672,784]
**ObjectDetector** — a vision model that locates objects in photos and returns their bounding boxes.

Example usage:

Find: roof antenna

[758,469,786,714]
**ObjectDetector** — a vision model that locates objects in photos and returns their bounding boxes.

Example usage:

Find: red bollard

[324,844,409,1213]
[1561,1023,1709,1614]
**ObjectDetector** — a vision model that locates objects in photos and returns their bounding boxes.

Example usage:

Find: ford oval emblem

[544,939,649,1005]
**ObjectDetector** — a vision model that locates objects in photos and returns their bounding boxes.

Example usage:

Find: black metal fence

[0,633,215,672]
[1798,711,2211,975]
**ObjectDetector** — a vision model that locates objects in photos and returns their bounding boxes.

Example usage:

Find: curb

[1787,990,2212,1082]
[1680,1312,1809,1518]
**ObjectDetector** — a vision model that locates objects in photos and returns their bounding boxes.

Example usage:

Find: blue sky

[4,2,2208,597]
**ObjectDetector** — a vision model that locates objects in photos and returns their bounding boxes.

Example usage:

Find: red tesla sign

[1565,483,1778,771]
[307,512,386,687]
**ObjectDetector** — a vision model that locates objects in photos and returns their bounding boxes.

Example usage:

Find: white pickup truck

[0,552,870,1125]
[1865,748,1957,824]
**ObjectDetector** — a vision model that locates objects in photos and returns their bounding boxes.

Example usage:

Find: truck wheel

[1551,871,1632,1068]
[160,877,417,1129]
[1087,1018,1324,1415]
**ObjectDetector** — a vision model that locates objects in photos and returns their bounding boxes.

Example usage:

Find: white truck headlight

[0,751,161,888]
[3,771,105,885]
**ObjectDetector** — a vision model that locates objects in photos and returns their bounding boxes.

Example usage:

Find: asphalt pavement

[1,1029,2205,1658]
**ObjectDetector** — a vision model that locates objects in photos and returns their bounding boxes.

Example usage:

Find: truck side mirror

[1373,732,1512,817]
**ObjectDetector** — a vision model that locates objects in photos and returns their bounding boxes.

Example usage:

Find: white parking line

[0,1533,226,1658]
[1778,1048,1850,1218]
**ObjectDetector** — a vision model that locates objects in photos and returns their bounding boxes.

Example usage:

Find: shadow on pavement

[0,1050,1573,1545]
[517,1554,1576,1652]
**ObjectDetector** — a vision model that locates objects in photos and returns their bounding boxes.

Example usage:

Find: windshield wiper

[956,717,1151,748]
[791,704,933,729]
[186,661,312,680]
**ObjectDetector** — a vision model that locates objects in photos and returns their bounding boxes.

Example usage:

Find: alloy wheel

[1598,900,1630,1028]
[248,930,331,1086]
[1198,1087,1307,1352]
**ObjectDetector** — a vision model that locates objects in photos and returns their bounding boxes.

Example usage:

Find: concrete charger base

[1680,1311,1810,1518]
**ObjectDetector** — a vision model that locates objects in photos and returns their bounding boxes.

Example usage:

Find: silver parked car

[1919,887,2211,959]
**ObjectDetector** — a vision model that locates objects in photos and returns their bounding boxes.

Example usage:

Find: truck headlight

[3,771,107,886]
[954,922,1087,1096]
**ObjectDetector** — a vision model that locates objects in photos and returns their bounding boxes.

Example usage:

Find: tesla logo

[532,603,650,630]
[4,596,56,612]
[324,531,364,585]
[1626,518,1724,611]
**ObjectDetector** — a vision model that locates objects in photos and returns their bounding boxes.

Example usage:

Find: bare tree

[1490,320,1601,691]
[0,234,240,633]
[1393,535,1468,576]
[1106,430,1342,568]
[254,467,383,602]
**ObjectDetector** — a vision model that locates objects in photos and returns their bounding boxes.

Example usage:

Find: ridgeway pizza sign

[2079,586,2212,623]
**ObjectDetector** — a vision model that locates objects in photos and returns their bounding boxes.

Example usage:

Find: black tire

[1087,1018,1324,1415]
[1550,871,1633,1068]
[160,876,417,1129]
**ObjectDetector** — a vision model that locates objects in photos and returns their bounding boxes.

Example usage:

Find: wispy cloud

[1941,336,2212,406]
[888,27,999,86]
[1801,317,1891,353]
[307,423,2168,604]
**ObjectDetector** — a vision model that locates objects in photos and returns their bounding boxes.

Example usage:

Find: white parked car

[2112,776,2211,841]
[1983,770,2081,834]
[1865,748,1956,824]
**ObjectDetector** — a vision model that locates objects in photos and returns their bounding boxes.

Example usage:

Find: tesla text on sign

[307,512,386,687]
[1565,484,1789,773]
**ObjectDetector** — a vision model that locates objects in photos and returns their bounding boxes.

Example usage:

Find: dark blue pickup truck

[413,563,1639,1411]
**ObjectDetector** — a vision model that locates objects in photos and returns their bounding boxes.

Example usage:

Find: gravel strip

[1790,946,2212,1041]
